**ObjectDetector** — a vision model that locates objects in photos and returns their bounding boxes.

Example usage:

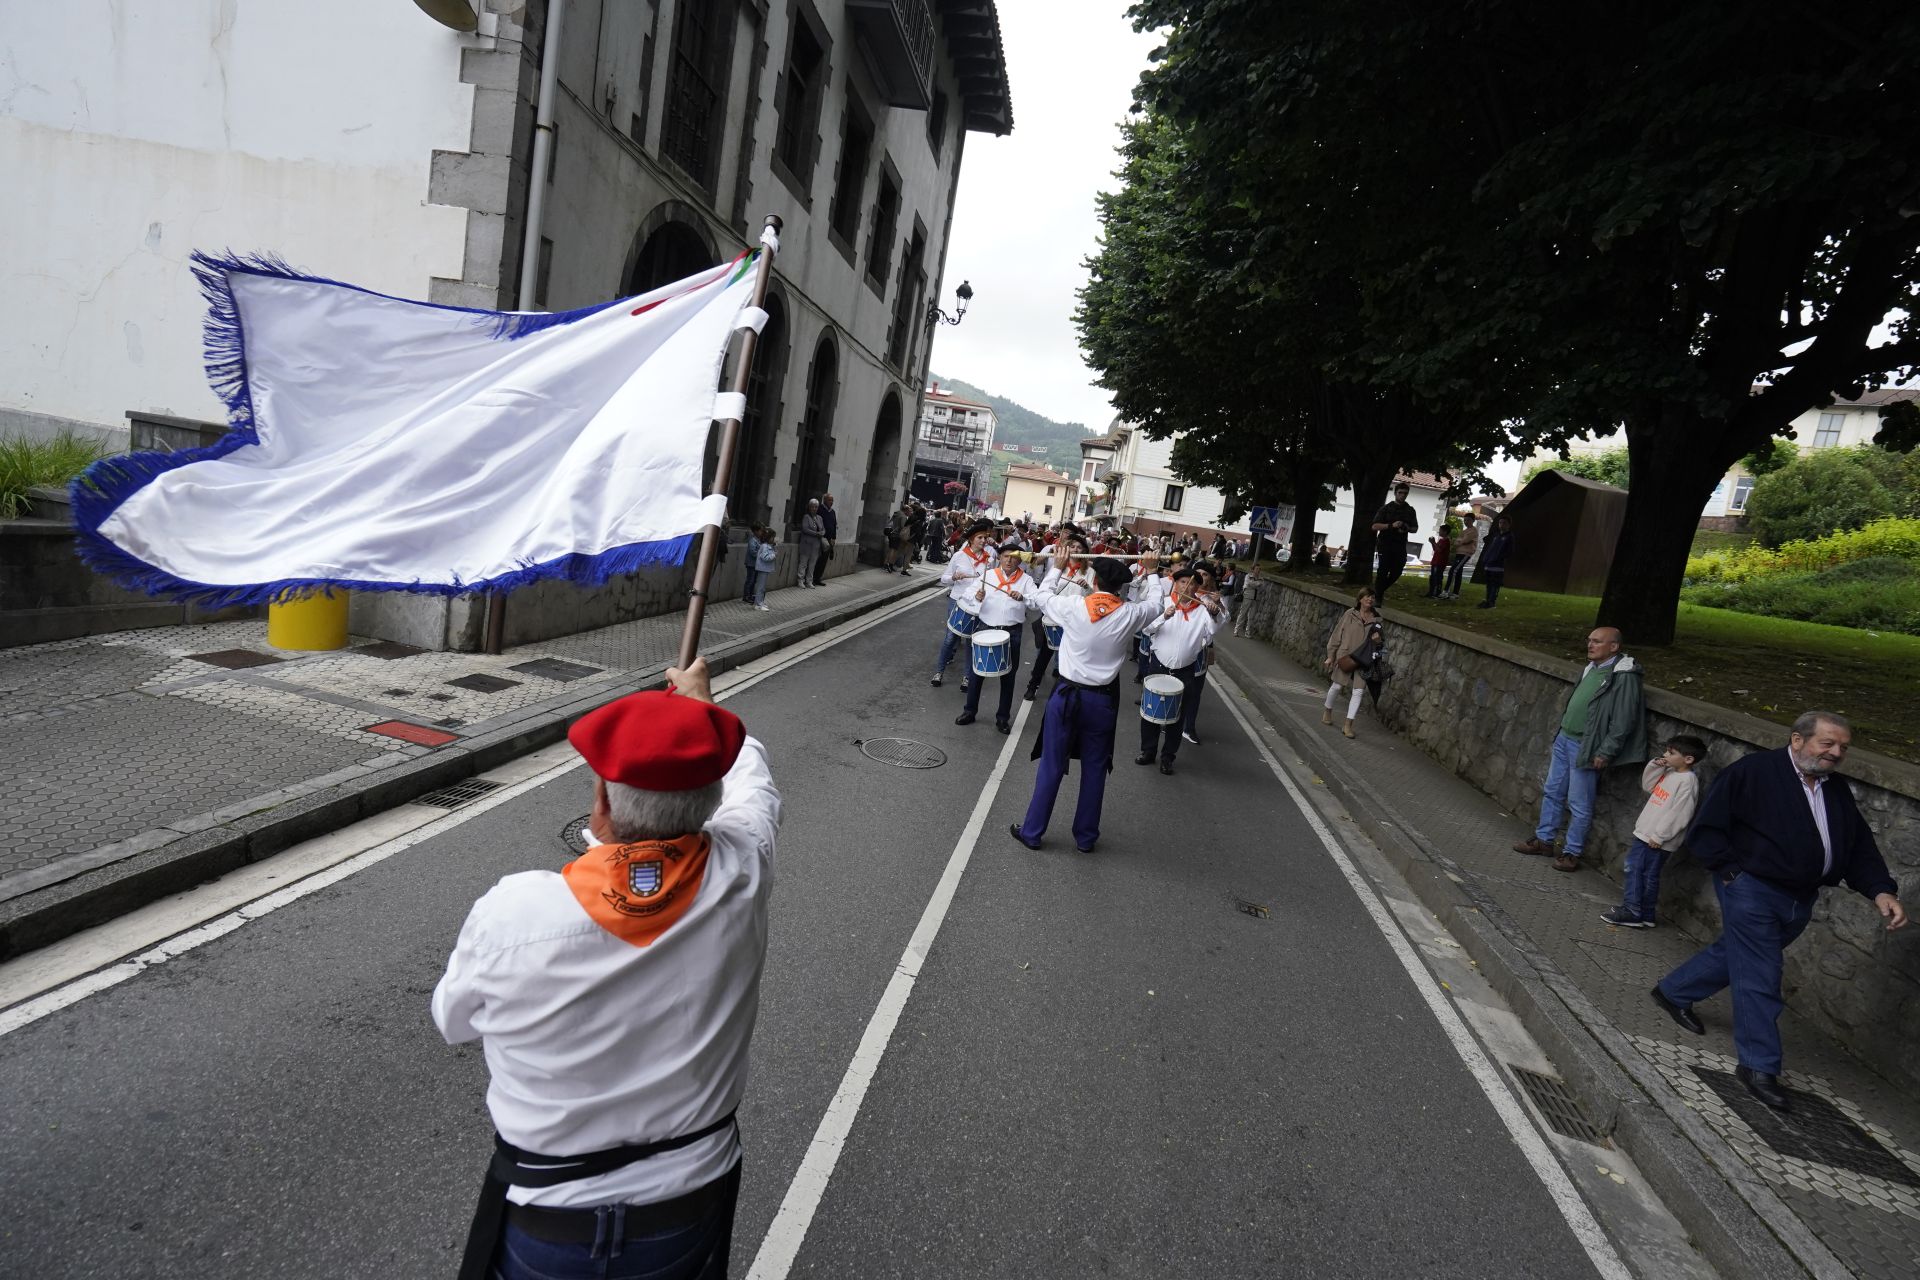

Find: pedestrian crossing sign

[1248,506,1281,535]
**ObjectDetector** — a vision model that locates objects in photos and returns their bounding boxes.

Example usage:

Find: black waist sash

[458,1111,737,1280]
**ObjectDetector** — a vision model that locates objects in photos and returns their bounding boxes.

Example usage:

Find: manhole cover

[857,738,947,769]
[447,673,522,693]
[413,778,503,810]
[560,814,595,855]
[1510,1065,1609,1147]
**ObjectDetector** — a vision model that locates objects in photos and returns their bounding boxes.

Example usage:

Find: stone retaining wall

[1238,573,1920,1093]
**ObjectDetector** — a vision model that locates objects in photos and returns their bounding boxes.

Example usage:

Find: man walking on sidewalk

[1651,712,1905,1112]
[1512,627,1648,871]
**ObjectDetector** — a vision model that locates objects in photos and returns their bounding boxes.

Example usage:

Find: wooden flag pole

[676,214,782,673]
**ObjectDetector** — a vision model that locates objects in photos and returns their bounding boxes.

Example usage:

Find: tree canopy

[1520,449,1632,490]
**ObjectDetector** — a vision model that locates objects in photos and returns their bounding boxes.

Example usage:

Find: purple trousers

[1017,682,1118,850]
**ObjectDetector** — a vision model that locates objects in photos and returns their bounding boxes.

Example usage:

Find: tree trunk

[1285,464,1324,572]
[1596,416,1739,646]
[1342,462,1394,585]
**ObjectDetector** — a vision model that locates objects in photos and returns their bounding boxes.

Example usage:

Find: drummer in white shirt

[1130,554,1175,683]
[1011,555,1163,853]
[432,658,779,1280]
[957,543,1035,733]
[932,519,996,688]
[1136,566,1225,774]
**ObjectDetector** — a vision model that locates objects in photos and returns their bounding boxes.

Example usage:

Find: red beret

[568,691,745,791]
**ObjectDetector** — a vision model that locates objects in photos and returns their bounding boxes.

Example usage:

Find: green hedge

[1680,556,1920,635]
[1684,517,1920,584]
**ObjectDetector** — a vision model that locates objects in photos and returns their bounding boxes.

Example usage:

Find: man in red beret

[433,658,781,1280]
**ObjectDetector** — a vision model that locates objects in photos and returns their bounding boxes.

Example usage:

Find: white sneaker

[756,604,770,611]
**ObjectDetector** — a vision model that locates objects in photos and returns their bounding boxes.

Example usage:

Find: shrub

[1744,449,1896,547]
[0,431,108,519]
[1681,559,1920,635]
[1685,517,1920,583]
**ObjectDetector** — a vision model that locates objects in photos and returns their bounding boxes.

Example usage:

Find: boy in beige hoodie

[1601,735,1707,928]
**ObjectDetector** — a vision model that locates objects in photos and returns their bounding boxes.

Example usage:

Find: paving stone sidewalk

[0,567,924,902]
[1218,633,1920,1280]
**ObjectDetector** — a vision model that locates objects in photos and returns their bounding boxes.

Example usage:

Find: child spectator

[1601,735,1707,928]
[744,526,778,610]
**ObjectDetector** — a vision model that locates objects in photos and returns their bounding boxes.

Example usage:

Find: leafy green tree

[1128,0,1920,642]
[1519,448,1632,490]
[1876,400,1920,454]
[1744,451,1897,547]
[1741,439,1801,478]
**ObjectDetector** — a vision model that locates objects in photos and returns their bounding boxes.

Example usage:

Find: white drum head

[971,629,1010,646]
[1144,675,1183,696]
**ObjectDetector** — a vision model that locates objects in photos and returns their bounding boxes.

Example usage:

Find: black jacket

[1687,748,1897,899]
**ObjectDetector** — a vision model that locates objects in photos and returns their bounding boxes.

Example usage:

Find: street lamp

[925,279,973,330]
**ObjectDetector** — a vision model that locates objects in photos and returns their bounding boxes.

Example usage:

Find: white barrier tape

[735,306,769,334]
[712,392,748,422]
[760,225,781,254]
[699,493,729,528]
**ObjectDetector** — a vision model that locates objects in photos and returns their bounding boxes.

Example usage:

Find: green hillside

[928,375,1097,479]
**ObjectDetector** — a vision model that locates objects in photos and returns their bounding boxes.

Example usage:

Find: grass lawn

[1257,568,1920,765]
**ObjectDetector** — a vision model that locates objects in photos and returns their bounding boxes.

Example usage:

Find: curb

[0,576,939,961]
[1214,640,1848,1280]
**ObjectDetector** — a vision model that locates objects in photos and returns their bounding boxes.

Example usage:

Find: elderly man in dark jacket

[1652,712,1905,1111]
[1513,626,1648,872]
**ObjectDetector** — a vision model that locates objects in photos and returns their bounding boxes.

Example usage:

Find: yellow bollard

[267,587,350,651]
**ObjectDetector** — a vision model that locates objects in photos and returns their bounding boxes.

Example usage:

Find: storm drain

[414,778,504,810]
[1509,1065,1610,1147]
[856,738,948,769]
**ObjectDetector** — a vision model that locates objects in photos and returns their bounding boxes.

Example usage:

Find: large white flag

[75,250,761,604]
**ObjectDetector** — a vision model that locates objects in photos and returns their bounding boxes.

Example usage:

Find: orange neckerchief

[993,566,1024,589]
[1175,596,1202,618]
[1085,591,1124,622]
[962,545,990,565]
[563,833,710,948]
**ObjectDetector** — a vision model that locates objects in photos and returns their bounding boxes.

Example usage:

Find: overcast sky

[926,1,1157,434]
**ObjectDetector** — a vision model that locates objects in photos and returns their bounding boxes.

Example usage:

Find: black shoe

[1476,602,1493,610]
[1736,1066,1791,1111]
[1159,759,1175,775]
[930,674,942,687]
[1600,907,1652,929]
[1023,686,1038,701]
[995,720,1011,735]
[1076,842,1097,854]
[954,712,975,726]
[1134,752,1154,766]
[1649,986,1705,1036]
[1008,822,1041,851]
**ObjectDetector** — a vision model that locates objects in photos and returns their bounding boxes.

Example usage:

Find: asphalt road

[0,598,1603,1278]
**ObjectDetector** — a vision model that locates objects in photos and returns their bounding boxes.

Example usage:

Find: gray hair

[605,779,724,841]
[1791,710,1851,739]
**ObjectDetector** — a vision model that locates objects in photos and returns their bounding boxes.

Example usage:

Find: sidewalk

[1216,633,1920,1280]
[0,566,934,956]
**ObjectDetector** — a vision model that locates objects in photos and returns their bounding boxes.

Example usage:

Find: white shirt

[1143,598,1222,668]
[431,738,782,1208]
[1797,767,1834,875]
[1034,587,1163,685]
[1130,571,1171,606]
[941,544,994,612]
[1039,561,1091,598]
[974,566,1033,628]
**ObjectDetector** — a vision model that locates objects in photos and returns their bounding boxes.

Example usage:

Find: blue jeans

[1535,731,1600,855]
[1619,838,1666,921]
[1658,874,1814,1074]
[494,1162,740,1280]
[934,611,976,676]
[741,568,760,603]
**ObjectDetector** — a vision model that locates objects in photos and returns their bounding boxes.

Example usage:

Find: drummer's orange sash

[562,833,710,948]
[1085,592,1124,622]
[994,567,1024,591]
[961,545,990,567]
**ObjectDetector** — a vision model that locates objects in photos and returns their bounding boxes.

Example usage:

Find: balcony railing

[847,0,934,110]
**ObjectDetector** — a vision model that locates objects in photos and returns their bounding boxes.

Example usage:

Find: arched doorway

[732,292,787,529]
[790,333,837,528]
[622,209,715,296]
[859,390,905,563]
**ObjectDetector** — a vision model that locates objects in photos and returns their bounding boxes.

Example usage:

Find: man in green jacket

[1512,627,1650,872]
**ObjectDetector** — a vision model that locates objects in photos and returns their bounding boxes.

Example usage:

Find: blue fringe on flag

[69,251,693,607]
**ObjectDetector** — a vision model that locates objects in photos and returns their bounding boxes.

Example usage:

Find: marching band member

[957,544,1034,733]
[1010,555,1163,853]
[932,520,995,688]
[1130,556,1173,683]
[1025,529,1090,701]
[1135,567,1223,774]
[433,660,779,1280]
[1180,563,1231,745]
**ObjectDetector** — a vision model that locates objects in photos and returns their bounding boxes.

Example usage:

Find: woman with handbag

[1321,588,1381,739]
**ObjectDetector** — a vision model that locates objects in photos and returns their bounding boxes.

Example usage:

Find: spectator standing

[1653,713,1905,1111]
[1444,513,1479,599]
[1600,736,1707,928]
[1425,523,1452,598]
[743,526,770,609]
[1370,481,1419,601]
[1476,514,1513,608]
[796,500,825,587]
[815,494,837,585]
[749,527,777,608]
[1320,588,1381,739]
[1512,627,1649,871]
[1313,545,1333,572]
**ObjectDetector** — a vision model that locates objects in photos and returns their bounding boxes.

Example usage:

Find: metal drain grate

[856,738,948,769]
[1509,1066,1610,1146]
[1692,1067,1920,1187]
[414,778,504,810]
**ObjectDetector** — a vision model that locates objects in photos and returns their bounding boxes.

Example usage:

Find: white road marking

[747,695,1035,1280]
[1209,667,1632,1280]
[0,588,937,1035]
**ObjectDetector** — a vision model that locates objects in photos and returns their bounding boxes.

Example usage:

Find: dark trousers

[741,568,760,603]
[1426,559,1447,596]
[814,542,831,583]
[1025,620,1054,691]
[1374,555,1407,600]
[1481,567,1505,604]
[1658,874,1815,1074]
[1018,683,1118,850]
[495,1161,741,1280]
[962,628,1022,725]
[1444,554,1469,594]
[1140,656,1203,762]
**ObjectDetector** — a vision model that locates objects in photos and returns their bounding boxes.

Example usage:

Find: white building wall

[0,0,475,441]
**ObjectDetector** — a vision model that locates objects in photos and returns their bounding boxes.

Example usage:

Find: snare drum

[970,629,1012,678]
[1043,622,1064,649]
[1135,630,1152,657]
[1141,674,1184,725]
[946,601,980,637]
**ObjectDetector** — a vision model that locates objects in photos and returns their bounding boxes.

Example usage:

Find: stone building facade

[1236,573,1920,1096]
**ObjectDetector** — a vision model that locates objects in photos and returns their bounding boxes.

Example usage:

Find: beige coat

[1324,607,1378,690]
